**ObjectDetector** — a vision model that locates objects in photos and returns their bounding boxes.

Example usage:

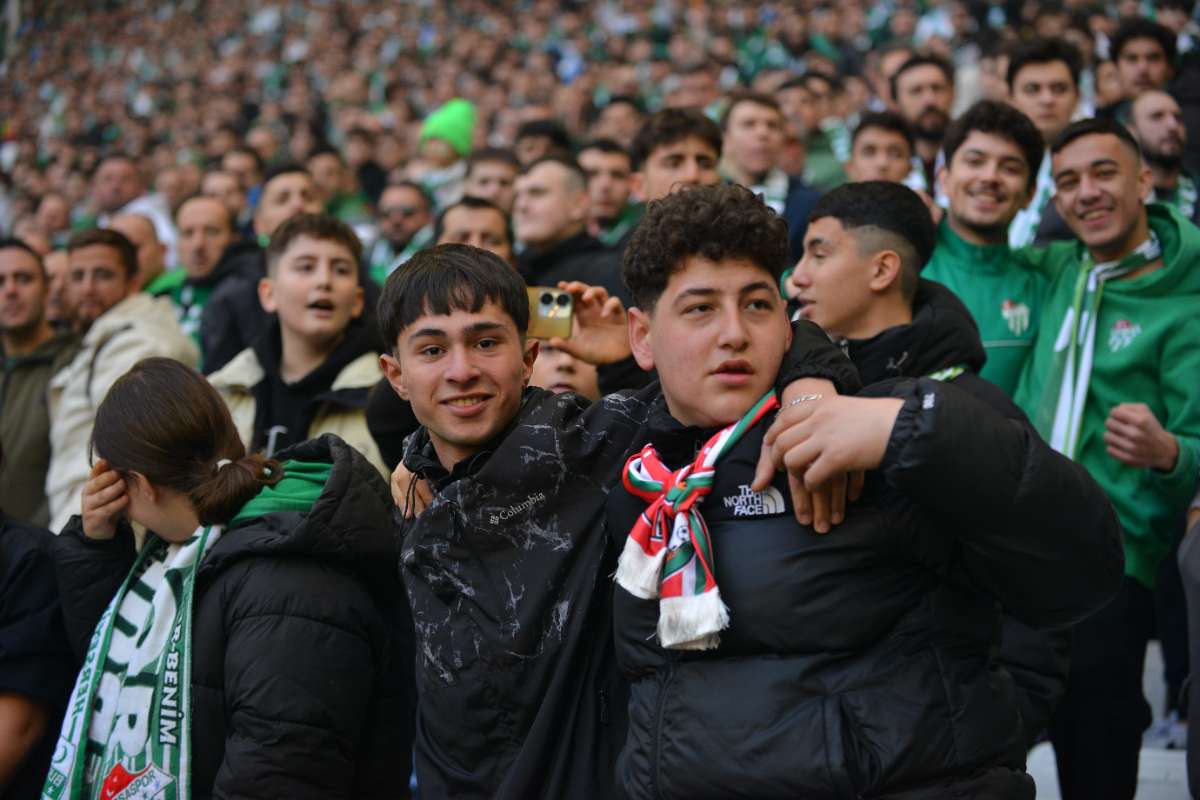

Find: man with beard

[1109,18,1178,106]
[366,182,434,285]
[892,55,955,201]
[1128,90,1199,225]
[920,101,1048,395]
[578,139,640,247]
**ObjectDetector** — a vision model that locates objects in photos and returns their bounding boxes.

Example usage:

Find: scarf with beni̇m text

[43,527,221,800]
[1043,233,1161,459]
[616,392,779,650]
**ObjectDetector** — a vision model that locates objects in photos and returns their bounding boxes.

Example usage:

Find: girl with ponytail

[47,358,413,800]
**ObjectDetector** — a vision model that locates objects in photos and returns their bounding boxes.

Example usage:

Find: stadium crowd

[1,0,1200,798]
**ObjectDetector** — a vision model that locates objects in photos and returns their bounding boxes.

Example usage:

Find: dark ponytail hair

[90,358,282,526]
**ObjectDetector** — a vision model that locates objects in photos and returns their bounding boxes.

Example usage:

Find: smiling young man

[608,182,1120,800]
[920,100,1049,394]
[1013,117,1200,800]
[377,242,858,800]
[207,213,385,474]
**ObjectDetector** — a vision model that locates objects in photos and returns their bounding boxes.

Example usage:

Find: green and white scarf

[749,168,791,215]
[1045,234,1161,459]
[43,527,221,800]
[1154,174,1197,223]
[1009,153,1055,249]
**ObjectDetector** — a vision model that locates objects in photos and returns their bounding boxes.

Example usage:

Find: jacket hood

[199,433,398,596]
[1108,203,1200,298]
[845,279,987,384]
[200,239,264,288]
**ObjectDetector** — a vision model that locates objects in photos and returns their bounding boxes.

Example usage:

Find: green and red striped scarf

[616,392,779,650]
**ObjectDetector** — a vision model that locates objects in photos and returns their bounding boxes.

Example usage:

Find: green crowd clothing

[1013,204,1200,588]
[922,221,1048,395]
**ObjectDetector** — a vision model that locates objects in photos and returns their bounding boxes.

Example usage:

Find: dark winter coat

[607,378,1123,799]
[53,436,415,800]
[399,321,860,800]
[198,242,269,375]
[516,231,627,305]
[0,515,74,800]
[844,278,1073,749]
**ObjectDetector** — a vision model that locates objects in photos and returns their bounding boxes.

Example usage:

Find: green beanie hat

[419,98,477,158]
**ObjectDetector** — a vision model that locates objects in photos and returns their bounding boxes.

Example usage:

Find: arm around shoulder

[880,378,1124,629]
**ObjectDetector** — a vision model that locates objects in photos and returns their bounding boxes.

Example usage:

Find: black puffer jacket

[54,435,414,800]
[400,321,860,800]
[845,279,1072,749]
[516,231,627,304]
[608,378,1123,799]
[198,241,269,374]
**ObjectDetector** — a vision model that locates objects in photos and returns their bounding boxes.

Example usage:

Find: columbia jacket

[843,278,1071,750]
[608,379,1123,799]
[0,331,78,526]
[45,294,198,532]
[399,321,860,800]
[53,435,414,800]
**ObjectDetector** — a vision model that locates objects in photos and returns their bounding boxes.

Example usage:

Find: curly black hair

[622,183,789,312]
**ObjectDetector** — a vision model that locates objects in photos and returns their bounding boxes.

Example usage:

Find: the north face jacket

[53,436,414,800]
[0,331,78,526]
[45,293,198,533]
[843,278,1071,750]
[399,321,860,800]
[207,320,386,476]
[608,379,1123,800]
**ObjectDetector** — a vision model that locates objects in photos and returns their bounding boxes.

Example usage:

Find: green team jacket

[922,221,1048,395]
[1013,204,1200,588]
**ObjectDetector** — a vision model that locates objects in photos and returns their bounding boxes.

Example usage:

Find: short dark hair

[1110,17,1177,66]
[1050,116,1143,158]
[943,100,1045,193]
[851,111,915,152]
[808,181,937,301]
[377,244,529,351]
[0,236,45,274]
[224,146,265,175]
[801,71,842,95]
[1006,38,1083,89]
[515,119,573,152]
[433,196,512,246]
[721,90,783,129]
[261,161,311,190]
[630,109,723,170]
[578,138,630,160]
[467,147,520,174]
[890,54,955,102]
[623,183,789,312]
[382,181,433,214]
[67,228,138,279]
[266,213,363,273]
[306,144,345,165]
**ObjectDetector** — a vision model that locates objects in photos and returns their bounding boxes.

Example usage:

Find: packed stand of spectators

[1,0,1200,798]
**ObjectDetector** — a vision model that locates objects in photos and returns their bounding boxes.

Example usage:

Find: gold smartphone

[527,287,573,340]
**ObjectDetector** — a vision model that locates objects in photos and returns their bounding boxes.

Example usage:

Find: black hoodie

[844,278,1071,750]
[53,435,414,800]
[248,317,379,455]
[516,231,627,305]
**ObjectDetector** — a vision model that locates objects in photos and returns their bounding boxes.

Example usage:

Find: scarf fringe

[658,590,730,651]
[616,536,665,600]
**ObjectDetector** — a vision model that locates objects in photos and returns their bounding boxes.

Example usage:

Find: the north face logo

[1108,319,1142,352]
[722,485,786,517]
[1001,299,1030,336]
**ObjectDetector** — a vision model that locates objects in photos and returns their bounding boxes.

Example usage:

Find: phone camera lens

[540,292,554,305]
[555,294,570,306]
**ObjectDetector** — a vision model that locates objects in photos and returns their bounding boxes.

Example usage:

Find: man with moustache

[1128,90,1199,224]
[891,54,955,201]
[1014,117,1200,800]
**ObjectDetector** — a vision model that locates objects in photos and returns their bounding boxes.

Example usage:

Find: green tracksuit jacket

[1013,204,1200,587]
[923,221,1049,395]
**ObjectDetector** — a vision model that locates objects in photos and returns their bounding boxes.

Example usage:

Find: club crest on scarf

[615,392,779,650]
